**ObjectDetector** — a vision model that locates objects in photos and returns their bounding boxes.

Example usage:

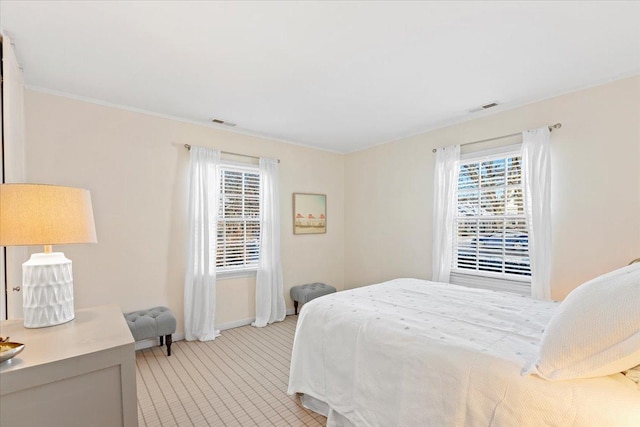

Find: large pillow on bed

[525,263,640,380]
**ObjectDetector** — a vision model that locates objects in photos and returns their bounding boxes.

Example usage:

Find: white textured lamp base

[22,252,75,328]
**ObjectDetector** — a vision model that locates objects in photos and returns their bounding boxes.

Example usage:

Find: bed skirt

[300,394,354,427]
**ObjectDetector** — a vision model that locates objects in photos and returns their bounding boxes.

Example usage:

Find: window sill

[216,269,257,280]
[450,271,530,296]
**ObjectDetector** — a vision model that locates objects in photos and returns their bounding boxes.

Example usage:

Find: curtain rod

[184,144,280,163]
[431,123,562,154]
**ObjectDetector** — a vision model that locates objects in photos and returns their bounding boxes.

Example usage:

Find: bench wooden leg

[159,335,164,347]
[294,301,298,315]
[166,334,172,356]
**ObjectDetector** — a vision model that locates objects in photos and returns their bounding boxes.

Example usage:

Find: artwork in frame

[293,193,326,234]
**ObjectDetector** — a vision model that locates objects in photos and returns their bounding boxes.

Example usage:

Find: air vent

[211,118,236,127]
[469,102,500,113]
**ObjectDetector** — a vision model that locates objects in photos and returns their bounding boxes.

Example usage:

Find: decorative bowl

[0,342,25,363]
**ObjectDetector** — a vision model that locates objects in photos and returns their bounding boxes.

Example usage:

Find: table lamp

[0,184,97,328]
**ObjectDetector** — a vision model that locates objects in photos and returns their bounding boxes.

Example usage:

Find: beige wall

[21,75,640,331]
[345,75,640,300]
[23,91,345,332]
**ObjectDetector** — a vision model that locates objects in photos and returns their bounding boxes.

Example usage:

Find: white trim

[450,271,530,296]
[25,72,640,155]
[345,70,640,154]
[134,332,186,351]
[217,317,257,331]
[213,308,296,332]
[216,268,257,280]
[220,159,260,170]
[24,85,345,155]
[460,143,522,162]
[451,267,531,284]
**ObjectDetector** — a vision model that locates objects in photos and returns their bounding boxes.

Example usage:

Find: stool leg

[294,301,298,315]
[159,335,164,347]
[166,334,172,356]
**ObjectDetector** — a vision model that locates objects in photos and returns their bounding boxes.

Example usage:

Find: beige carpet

[136,315,326,426]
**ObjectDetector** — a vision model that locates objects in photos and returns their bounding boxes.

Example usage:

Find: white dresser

[0,304,138,427]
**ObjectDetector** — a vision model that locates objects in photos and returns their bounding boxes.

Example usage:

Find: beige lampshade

[0,183,97,246]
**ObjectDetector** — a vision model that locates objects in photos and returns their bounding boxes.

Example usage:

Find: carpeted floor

[136,315,326,426]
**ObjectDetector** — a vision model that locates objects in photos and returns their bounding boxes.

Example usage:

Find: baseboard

[134,332,186,351]
[134,309,295,351]
[217,307,296,331]
[217,317,255,331]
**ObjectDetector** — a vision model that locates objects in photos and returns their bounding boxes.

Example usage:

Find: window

[216,165,261,274]
[452,146,530,291]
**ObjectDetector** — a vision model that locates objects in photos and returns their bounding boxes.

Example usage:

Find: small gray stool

[124,306,177,356]
[290,283,336,315]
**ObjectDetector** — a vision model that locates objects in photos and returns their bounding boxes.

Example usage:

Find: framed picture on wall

[293,193,326,234]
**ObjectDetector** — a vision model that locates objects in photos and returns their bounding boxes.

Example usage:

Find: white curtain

[522,127,552,300]
[431,145,460,283]
[253,158,286,327]
[184,146,221,341]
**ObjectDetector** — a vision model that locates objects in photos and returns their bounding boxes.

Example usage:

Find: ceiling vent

[211,118,236,127]
[469,102,499,113]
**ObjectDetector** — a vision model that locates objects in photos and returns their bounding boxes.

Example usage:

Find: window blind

[216,166,261,272]
[453,154,531,280]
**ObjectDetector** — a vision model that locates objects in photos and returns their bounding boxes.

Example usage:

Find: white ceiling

[1,1,639,153]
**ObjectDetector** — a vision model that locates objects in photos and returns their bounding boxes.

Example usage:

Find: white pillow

[524,263,640,380]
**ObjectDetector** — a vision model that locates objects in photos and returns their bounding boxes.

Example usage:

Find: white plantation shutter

[216,166,261,272]
[453,148,531,284]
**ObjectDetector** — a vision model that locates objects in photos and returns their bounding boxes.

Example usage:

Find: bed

[288,275,640,426]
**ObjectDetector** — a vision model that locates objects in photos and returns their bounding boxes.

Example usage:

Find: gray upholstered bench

[290,283,337,315]
[124,306,177,356]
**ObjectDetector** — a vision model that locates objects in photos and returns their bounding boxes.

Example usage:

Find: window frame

[215,161,261,278]
[450,144,531,294]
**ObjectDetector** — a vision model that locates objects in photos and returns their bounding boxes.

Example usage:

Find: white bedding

[288,278,640,426]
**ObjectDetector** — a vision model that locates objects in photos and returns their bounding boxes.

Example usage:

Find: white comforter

[288,279,640,426]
